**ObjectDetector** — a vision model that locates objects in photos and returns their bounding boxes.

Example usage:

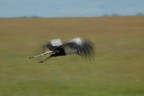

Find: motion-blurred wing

[43,38,62,51]
[62,38,94,57]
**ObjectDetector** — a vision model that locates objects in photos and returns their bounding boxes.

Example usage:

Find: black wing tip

[75,39,95,58]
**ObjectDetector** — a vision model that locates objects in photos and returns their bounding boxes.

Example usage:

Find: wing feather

[43,38,62,51]
[62,38,94,57]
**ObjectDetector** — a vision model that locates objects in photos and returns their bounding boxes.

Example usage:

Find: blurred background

[0,0,144,18]
[0,0,144,96]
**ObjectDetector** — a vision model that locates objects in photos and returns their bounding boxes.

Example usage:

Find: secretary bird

[29,37,94,63]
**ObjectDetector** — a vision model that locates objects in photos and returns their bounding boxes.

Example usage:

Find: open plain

[0,16,144,96]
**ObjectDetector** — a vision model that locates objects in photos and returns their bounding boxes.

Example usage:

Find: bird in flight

[29,37,94,63]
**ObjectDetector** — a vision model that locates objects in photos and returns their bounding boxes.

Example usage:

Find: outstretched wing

[43,38,62,51]
[62,38,94,57]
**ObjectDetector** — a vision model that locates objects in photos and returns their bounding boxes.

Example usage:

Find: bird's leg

[38,55,53,63]
[29,51,53,59]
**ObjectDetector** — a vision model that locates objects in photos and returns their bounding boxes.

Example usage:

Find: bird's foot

[38,60,44,63]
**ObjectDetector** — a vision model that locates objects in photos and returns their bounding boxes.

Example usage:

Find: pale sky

[0,0,144,18]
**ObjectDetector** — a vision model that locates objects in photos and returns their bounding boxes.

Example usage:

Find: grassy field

[0,16,144,96]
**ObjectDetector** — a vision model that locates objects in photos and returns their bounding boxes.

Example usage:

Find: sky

[0,0,144,18]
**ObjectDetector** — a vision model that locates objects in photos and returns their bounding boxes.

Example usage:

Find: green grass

[0,16,144,96]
